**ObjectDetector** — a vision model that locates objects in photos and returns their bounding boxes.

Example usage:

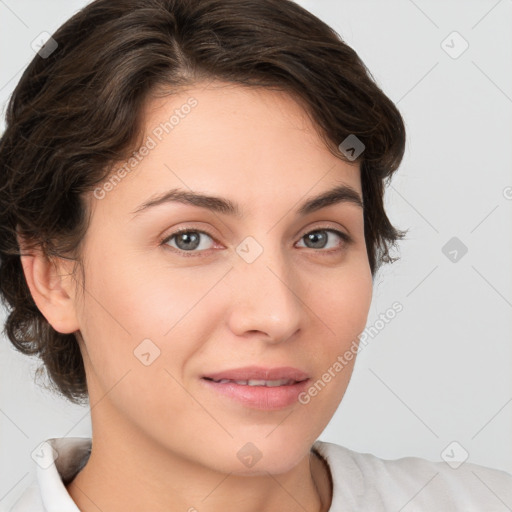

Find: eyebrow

[130,184,363,219]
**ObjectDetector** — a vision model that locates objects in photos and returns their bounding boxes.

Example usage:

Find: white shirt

[10,437,512,511]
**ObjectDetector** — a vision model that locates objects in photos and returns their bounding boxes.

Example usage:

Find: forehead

[88,81,362,218]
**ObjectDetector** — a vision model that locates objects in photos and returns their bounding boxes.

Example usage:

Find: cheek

[78,239,203,337]
[299,260,372,401]
[75,243,230,387]
[318,257,373,338]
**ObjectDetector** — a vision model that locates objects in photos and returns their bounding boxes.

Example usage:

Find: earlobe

[18,241,80,335]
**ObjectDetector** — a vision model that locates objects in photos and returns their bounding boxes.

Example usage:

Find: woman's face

[72,81,373,474]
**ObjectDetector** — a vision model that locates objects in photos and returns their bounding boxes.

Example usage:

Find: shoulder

[313,440,512,511]
[9,437,91,512]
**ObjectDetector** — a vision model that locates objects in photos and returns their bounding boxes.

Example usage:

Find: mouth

[202,365,310,383]
[203,377,306,387]
[200,366,310,410]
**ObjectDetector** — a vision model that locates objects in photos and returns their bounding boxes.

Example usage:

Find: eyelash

[159,225,352,257]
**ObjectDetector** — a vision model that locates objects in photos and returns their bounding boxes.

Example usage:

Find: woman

[1,0,510,510]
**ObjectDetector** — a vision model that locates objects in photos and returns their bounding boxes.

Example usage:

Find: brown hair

[0,0,406,404]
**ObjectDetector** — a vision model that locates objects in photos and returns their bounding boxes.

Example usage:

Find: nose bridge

[227,235,304,341]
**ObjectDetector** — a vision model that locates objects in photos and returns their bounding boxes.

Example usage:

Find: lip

[203,365,310,382]
[201,366,310,410]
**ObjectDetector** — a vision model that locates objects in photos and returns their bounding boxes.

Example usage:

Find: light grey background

[1,0,511,509]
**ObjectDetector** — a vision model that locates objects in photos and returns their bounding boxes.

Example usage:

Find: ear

[17,235,80,335]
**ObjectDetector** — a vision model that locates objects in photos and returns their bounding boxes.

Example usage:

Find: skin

[20,81,373,512]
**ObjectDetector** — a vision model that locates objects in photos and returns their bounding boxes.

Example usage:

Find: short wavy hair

[0,0,406,404]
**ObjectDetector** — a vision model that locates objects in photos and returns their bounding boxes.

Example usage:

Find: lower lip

[201,378,310,410]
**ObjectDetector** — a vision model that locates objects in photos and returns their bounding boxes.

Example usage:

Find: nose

[225,245,304,344]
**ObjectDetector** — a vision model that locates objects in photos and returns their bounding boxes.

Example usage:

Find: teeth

[215,378,294,387]
[247,379,268,386]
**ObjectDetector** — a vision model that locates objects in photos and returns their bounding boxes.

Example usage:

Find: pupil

[178,232,199,250]
[307,231,326,248]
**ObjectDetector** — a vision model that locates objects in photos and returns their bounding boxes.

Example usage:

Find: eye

[160,226,352,256]
[161,228,216,254]
[296,228,351,252]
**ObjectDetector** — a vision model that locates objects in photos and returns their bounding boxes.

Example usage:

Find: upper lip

[203,366,310,382]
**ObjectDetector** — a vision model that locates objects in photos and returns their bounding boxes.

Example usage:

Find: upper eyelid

[161,224,351,247]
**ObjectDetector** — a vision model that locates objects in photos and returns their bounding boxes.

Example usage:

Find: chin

[229,457,306,477]
[214,437,312,477]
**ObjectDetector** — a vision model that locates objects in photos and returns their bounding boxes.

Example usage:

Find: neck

[66,409,332,512]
